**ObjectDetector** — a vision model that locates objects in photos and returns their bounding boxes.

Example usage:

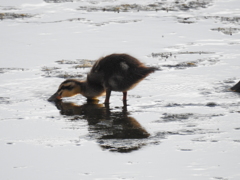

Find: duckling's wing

[87,59,105,85]
[114,66,156,91]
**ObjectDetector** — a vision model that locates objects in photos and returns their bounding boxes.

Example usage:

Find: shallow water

[1,0,240,179]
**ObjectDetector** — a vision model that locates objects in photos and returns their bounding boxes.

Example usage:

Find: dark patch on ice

[41,66,84,78]
[192,137,219,143]
[36,18,90,24]
[202,16,240,25]
[233,140,240,143]
[164,103,183,107]
[0,97,11,104]
[6,142,14,145]
[161,113,194,122]
[179,149,192,151]
[0,6,20,11]
[90,19,142,27]
[0,12,34,20]
[42,66,61,71]
[128,94,142,99]
[161,58,219,70]
[211,27,240,35]
[56,73,84,79]
[150,51,218,70]
[156,113,223,123]
[157,102,223,109]
[177,15,240,25]
[46,71,83,78]
[177,17,196,24]
[152,127,221,143]
[161,61,197,69]
[42,59,96,78]
[42,70,84,78]
[32,17,141,26]
[192,137,207,142]
[153,131,179,139]
[56,59,95,68]
[213,177,228,180]
[206,102,218,107]
[77,1,212,13]
[0,68,27,74]
[151,51,215,59]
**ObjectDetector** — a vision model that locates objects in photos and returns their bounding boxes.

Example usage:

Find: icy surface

[0,0,240,179]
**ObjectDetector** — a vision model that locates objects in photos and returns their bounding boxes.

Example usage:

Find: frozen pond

[1,0,240,179]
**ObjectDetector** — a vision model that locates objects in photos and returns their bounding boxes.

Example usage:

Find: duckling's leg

[104,89,111,104]
[123,91,127,106]
[123,91,127,101]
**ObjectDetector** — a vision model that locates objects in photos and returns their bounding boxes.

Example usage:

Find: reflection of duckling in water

[51,100,150,152]
[53,100,150,139]
[48,54,157,105]
[55,99,107,125]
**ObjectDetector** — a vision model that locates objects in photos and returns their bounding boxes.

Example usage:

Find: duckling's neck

[79,80,105,99]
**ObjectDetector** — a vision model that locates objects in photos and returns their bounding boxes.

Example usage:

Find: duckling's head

[48,79,81,101]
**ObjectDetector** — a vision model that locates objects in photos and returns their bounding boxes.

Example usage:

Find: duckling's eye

[61,85,74,91]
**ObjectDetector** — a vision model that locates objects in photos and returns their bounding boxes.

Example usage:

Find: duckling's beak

[48,92,61,102]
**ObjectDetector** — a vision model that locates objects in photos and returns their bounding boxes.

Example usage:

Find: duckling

[48,53,157,105]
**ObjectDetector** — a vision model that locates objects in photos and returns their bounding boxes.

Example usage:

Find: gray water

[1,0,240,179]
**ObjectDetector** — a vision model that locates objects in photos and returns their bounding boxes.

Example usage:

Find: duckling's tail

[142,66,159,75]
[147,66,159,73]
[136,66,158,79]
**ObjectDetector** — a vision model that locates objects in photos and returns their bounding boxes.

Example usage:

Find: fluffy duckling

[48,53,157,104]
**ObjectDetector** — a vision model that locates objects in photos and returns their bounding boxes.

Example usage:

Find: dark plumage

[48,53,157,105]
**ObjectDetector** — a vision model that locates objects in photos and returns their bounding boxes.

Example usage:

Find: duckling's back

[88,54,156,92]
